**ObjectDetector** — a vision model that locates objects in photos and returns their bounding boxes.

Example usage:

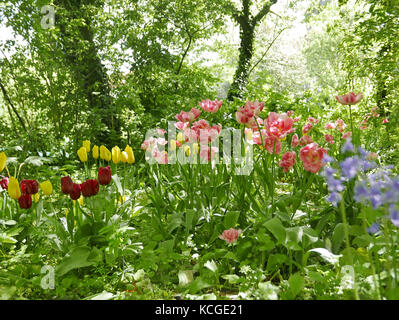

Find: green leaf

[332,223,345,253]
[111,174,123,196]
[56,246,102,277]
[264,217,286,244]
[288,273,305,298]
[223,211,240,229]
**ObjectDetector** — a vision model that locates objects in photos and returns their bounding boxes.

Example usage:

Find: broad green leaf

[223,211,240,229]
[264,217,286,244]
[288,273,305,298]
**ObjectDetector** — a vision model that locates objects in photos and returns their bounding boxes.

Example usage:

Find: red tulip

[336,92,363,105]
[18,193,32,209]
[0,177,8,190]
[20,179,39,195]
[70,183,81,200]
[61,176,74,194]
[98,166,112,185]
[80,179,99,197]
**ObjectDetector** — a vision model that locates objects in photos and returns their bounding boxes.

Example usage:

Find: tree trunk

[227,19,255,101]
[55,0,120,146]
[227,0,278,101]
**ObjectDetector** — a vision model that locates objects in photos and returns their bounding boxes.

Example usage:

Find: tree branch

[247,27,286,77]
[252,0,278,25]
[0,79,27,132]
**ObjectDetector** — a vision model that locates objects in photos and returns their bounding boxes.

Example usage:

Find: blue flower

[390,205,399,228]
[326,192,341,207]
[361,160,376,172]
[340,156,361,180]
[367,223,379,234]
[369,187,383,209]
[354,183,368,203]
[342,139,355,153]
[327,176,345,193]
[358,147,368,158]
[322,154,335,163]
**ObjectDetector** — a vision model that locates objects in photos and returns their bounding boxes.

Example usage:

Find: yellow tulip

[121,151,128,163]
[92,145,99,159]
[33,193,40,203]
[170,140,176,151]
[124,145,135,164]
[40,180,53,196]
[77,147,88,162]
[8,177,21,200]
[246,130,253,141]
[83,140,91,153]
[112,146,121,164]
[192,143,199,154]
[100,145,111,161]
[184,145,190,157]
[0,152,6,173]
[177,132,183,143]
[78,196,84,206]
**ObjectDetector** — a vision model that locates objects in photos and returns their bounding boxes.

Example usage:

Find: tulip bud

[18,193,32,209]
[124,145,135,164]
[121,151,128,163]
[170,140,176,151]
[40,180,53,196]
[0,152,6,173]
[70,183,81,200]
[8,177,21,200]
[184,145,191,157]
[92,145,99,159]
[61,176,74,194]
[192,143,199,154]
[33,193,40,203]
[83,140,91,153]
[98,166,112,185]
[177,132,183,143]
[20,179,39,195]
[0,177,8,190]
[112,146,121,165]
[77,147,88,162]
[80,179,99,197]
[78,196,84,206]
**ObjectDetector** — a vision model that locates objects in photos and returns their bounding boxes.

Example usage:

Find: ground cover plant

[0,0,398,300]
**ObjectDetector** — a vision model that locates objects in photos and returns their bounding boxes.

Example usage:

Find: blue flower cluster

[322,139,399,234]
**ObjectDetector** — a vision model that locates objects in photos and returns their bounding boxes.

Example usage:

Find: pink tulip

[199,99,223,113]
[367,152,378,161]
[383,118,389,124]
[265,112,295,139]
[199,146,218,161]
[176,108,201,123]
[308,117,319,124]
[293,117,301,122]
[279,151,296,173]
[341,132,352,140]
[299,143,327,173]
[336,92,363,105]
[299,135,313,146]
[235,101,264,127]
[219,228,242,244]
[264,135,281,155]
[287,110,294,117]
[324,134,334,144]
[302,122,313,135]
[325,122,336,130]
[335,119,347,133]
[291,134,299,147]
